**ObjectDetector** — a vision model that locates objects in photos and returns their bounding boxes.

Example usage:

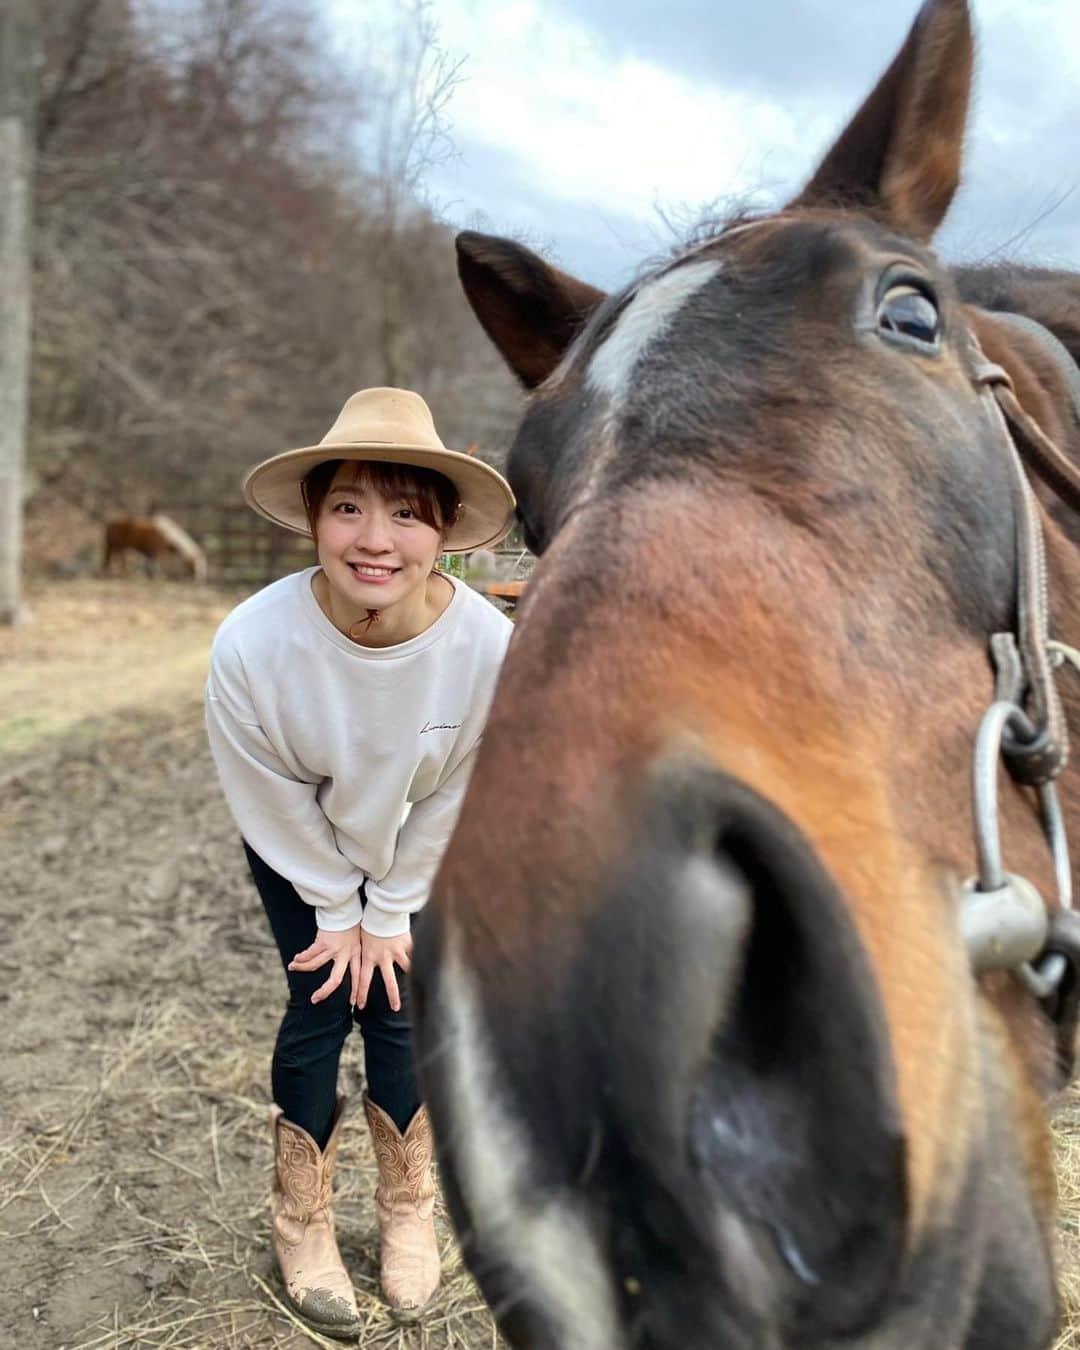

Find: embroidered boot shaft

[363,1095,441,1316]
[270,1096,361,1339]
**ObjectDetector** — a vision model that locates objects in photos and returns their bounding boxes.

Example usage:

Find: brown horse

[103,514,208,583]
[412,1,1080,1346]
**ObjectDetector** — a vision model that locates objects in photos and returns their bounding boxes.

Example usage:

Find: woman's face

[315,463,443,615]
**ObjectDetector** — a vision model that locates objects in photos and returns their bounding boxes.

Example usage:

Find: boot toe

[294,1284,361,1336]
[384,1282,438,1320]
[297,1279,356,1323]
[288,1279,361,1333]
[381,1255,440,1315]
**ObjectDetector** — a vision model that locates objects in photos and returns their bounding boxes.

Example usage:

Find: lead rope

[972,358,1070,783]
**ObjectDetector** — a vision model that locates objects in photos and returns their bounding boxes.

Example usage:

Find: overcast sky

[330,0,1080,292]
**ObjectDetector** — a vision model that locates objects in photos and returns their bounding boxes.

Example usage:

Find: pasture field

[2,577,1080,1348]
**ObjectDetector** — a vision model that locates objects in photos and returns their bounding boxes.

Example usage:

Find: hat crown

[320,387,447,452]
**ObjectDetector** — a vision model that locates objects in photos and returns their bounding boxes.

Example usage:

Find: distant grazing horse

[412,2,1080,1347]
[103,514,208,583]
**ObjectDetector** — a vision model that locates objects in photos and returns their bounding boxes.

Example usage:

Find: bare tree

[24,0,520,559]
[38,0,130,153]
[362,0,463,386]
[0,0,37,623]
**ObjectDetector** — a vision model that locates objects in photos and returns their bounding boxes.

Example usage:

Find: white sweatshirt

[205,567,512,937]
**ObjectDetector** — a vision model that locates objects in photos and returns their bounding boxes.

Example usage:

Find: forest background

[27,0,523,557]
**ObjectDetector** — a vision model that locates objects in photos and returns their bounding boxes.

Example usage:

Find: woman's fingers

[311,954,348,1004]
[288,940,328,971]
[354,953,376,1011]
[290,951,331,972]
[382,957,402,1012]
[348,949,363,1010]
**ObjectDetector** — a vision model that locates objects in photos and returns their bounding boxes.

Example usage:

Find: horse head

[413,2,1080,1345]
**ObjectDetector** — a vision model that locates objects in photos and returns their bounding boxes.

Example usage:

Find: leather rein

[961,314,1080,1081]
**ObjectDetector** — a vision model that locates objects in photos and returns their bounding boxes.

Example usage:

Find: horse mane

[953,263,1080,369]
[669,202,765,259]
[150,513,208,581]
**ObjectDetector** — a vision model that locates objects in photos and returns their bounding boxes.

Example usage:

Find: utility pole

[0,0,36,625]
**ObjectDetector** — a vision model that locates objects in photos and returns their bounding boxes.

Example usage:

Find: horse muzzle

[414,759,911,1347]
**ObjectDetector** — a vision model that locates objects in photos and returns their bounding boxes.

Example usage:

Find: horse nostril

[588,761,905,1339]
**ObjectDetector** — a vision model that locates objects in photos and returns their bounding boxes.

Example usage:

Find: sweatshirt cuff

[360,898,413,939]
[314,894,365,932]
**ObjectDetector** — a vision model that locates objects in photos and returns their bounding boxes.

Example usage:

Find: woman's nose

[352,510,393,551]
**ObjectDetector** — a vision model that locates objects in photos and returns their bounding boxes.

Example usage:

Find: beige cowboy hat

[243,387,516,553]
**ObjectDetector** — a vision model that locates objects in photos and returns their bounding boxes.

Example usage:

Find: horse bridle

[961,321,1080,1081]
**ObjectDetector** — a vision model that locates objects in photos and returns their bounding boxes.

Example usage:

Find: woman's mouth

[347,562,398,583]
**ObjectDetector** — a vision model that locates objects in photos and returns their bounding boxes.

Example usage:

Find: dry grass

[0,990,499,1349]
[1055,1102,1080,1349]
[0,578,242,758]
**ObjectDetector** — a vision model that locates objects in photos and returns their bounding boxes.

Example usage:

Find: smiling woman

[203,386,515,1335]
[300,459,462,643]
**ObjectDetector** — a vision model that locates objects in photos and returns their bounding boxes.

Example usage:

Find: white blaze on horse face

[587,258,723,405]
[438,927,620,1349]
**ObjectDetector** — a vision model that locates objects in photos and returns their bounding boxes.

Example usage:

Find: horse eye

[876,285,941,349]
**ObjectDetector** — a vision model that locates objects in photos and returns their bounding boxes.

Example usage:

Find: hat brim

[242,441,516,553]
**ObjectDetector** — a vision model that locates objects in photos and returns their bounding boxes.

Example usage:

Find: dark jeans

[244,842,419,1149]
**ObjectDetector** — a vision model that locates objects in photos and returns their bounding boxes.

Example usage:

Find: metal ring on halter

[972,700,1040,893]
[1016,780,1075,997]
[1042,777,1074,911]
[962,700,1050,975]
[966,697,1074,995]
[971,699,1075,996]
[1018,950,1069,999]
[971,699,1072,907]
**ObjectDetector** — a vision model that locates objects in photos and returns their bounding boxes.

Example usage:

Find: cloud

[542,0,916,104]
[428,135,656,288]
[434,0,830,221]
[332,0,1080,282]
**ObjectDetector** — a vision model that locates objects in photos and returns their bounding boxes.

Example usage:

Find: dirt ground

[0,580,497,1349]
[3,577,1080,1349]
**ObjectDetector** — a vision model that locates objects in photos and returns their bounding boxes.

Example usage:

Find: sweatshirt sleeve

[361,743,479,938]
[205,647,366,932]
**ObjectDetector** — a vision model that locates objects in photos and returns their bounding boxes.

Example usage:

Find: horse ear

[791,0,973,241]
[456,231,607,389]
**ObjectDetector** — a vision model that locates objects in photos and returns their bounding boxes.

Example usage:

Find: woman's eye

[876,285,941,349]
[395,507,415,520]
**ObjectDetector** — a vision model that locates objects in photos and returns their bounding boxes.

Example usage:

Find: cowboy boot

[270,1096,361,1339]
[363,1095,441,1316]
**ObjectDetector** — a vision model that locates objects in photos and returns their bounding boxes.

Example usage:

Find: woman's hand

[288,923,364,1006]
[355,927,413,1012]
